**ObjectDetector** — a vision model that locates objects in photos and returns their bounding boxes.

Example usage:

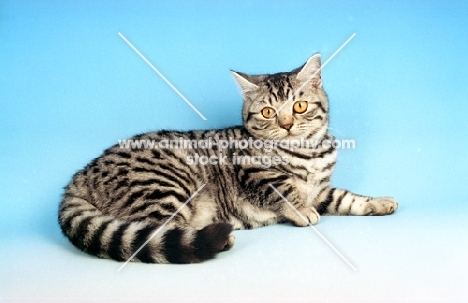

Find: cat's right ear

[296,54,322,88]
[231,71,258,96]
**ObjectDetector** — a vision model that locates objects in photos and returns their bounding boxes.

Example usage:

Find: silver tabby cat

[59,54,398,263]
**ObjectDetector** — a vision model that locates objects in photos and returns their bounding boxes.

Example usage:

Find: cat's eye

[261,107,276,119]
[293,101,308,114]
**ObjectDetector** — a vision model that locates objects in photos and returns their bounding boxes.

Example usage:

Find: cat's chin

[281,131,309,140]
[262,132,307,141]
[249,129,311,141]
[280,133,296,140]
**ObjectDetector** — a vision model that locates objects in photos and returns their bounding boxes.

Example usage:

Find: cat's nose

[278,114,293,130]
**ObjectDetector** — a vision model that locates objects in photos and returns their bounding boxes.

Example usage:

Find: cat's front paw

[290,206,320,227]
[367,197,398,215]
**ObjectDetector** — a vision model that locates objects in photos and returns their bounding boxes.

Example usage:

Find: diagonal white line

[271,33,356,119]
[117,184,206,272]
[118,32,208,121]
[269,184,357,271]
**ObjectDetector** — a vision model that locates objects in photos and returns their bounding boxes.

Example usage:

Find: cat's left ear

[296,54,322,88]
[231,71,258,96]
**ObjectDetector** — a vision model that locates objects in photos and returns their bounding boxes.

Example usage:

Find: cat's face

[232,54,329,141]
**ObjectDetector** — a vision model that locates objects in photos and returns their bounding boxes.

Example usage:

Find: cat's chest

[291,159,326,188]
[293,171,325,206]
[288,153,337,205]
[288,153,335,175]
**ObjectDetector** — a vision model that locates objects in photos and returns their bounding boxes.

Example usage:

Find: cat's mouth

[256,126,310,141]
[279,128,306,140]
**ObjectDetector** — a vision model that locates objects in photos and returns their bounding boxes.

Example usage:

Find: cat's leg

[264,182,320,227]
[314,187,398,216]
[239,167,320,226]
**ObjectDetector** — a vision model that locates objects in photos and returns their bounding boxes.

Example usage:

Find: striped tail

[58,188,233,264]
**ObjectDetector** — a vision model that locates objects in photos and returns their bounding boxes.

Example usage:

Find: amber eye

[293,101,308,114]
[261,107,276,119]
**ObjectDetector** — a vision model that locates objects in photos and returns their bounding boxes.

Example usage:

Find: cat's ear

[296,54,322,88]
[231,71,259,95]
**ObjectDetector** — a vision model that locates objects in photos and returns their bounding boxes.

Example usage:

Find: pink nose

[281,124,293,130]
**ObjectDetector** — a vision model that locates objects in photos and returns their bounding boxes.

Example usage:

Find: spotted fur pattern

[58,54,398,263]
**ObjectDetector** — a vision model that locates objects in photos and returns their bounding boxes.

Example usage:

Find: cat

[58,54,398,264]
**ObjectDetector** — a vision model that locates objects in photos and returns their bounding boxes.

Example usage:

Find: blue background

[1,1,467,302]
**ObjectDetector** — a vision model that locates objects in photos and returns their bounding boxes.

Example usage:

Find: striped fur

[59,54,398,263]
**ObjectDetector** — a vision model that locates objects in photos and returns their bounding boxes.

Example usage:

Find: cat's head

[232,54,329,141]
